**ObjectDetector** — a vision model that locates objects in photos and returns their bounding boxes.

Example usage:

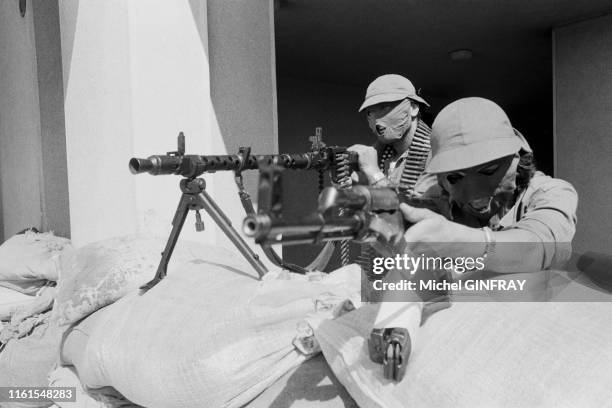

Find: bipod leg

[140,192,193,292]
[197,190,268,278]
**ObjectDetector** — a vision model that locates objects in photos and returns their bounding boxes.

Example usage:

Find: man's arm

[398,178,578,273]
[347,144,394,186]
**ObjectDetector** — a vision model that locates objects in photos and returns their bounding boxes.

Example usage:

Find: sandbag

[0,232,71,294]
[48,366,139,408]
[0,317,64,408]
[1,287,57,344]
[315,301,612,408]
[0,286,36,321]
[0,312,52,344]
[53,235,247,326]
[61,262,361,408]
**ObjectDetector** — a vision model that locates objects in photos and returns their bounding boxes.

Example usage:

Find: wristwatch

[481,226,496,259]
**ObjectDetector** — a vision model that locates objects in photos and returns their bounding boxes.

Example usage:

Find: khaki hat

[358,74,430,112]
[426,97,523,173]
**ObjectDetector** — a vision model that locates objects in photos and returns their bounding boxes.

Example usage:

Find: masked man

[349,74,436,197]
[348,75,439,277]
[368,97,577,381]
[398,97,577,272]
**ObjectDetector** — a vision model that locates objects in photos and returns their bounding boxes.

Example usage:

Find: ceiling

[274,0,612,114]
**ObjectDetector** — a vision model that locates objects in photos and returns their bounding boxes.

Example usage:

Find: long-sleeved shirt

[424,171,578,271]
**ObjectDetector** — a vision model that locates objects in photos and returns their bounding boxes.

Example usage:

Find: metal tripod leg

[140,177,268,293]
[140,192,192,292]
[197,189,268,278]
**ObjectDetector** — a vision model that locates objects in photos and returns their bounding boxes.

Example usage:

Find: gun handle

[368,327,412,382]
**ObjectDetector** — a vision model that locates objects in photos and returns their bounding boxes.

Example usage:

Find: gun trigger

[195,210,205,232]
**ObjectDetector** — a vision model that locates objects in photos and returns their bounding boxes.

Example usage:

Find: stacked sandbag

[0,234,230,407]
[314,301,612,408]
[53,235,245,326]
[0,232,72,408]
[0,286,37,322]
[0,287,57,343]
[61,262,361,408]
[0,283,58,397]
[0,231,71,294]
[48,366,139,408]
[0,319,63,408]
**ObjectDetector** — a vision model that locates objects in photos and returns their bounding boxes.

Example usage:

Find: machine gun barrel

[129,151,357,178]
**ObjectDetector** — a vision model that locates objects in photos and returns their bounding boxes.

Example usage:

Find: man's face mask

[366,99,415,144]
[437,154,519,220]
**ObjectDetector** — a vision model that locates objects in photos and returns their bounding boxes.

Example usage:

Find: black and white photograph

[1,0,611,407]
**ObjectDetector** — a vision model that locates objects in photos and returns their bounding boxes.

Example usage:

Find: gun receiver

[243,162,443,250]
[245,186,409,249]
[242,164,435,256]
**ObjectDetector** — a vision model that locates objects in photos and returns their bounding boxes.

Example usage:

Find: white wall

[0,1,44,240]
[58,0,278,265]
[554,14,612,256]
[58,0,217,246]
[0,0,278,271]
[127,0,219,245]
[59,0,139,246]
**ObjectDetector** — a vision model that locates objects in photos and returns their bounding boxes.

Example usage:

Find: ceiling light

[450,49,473,61]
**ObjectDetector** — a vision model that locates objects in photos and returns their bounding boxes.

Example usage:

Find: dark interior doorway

[274,0,611,269]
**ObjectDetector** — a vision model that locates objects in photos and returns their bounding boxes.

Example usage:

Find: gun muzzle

[129,158,153,174]
[243,214,272,241]
[129,156,183,175]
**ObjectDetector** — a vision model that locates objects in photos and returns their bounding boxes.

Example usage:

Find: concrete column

[554,14,612,255]
[0,0,44,240]
[32,0,71,238]
[205,0,280,262]
[207,0,279,199]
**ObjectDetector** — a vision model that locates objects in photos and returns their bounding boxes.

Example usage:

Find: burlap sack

[61,262,361,408]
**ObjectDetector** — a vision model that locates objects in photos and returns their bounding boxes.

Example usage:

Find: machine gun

[243,163,451,382]
[130,132,359,291]
[242,162,442,252]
